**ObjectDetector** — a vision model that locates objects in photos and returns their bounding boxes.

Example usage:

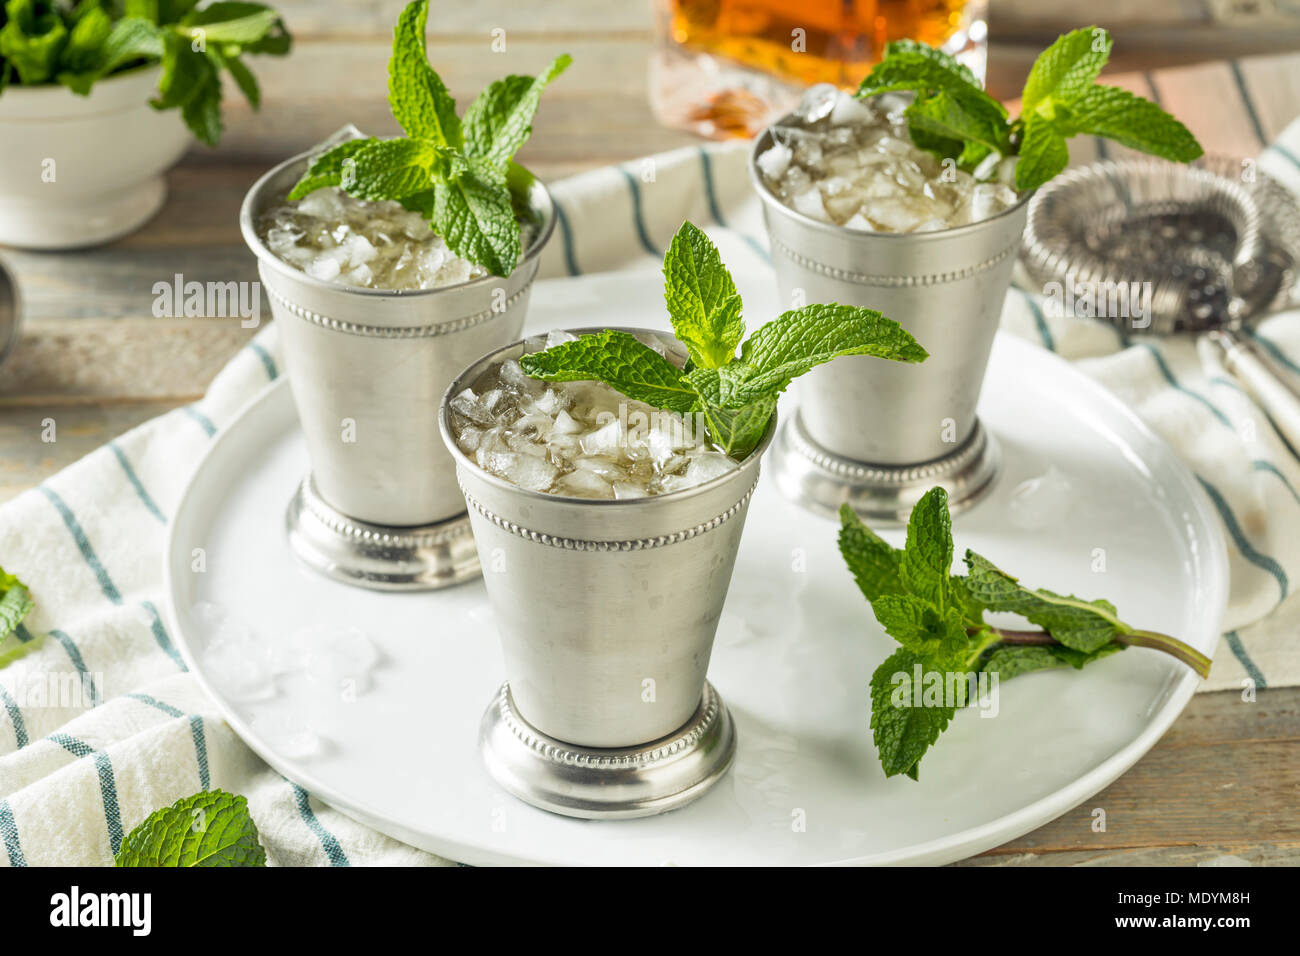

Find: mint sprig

[0,564,33,647]
[519,221,927,460]
[840,487,1212,779]
[0,0,290,145]
[288,0,570,277]
[854,26,1203,191]
[115,788,266,866]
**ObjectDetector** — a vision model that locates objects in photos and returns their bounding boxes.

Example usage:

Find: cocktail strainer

[1022,156,1300,448]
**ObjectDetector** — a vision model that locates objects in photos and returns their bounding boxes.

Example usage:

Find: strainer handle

[1207,329,1300,452]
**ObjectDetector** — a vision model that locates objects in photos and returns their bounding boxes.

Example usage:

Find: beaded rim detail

[492,682,725,770]
[769,235,1018,287]
[786,414,988,484]
[294,478,473,547]
[266,281,532,339]
[458,478,759,552]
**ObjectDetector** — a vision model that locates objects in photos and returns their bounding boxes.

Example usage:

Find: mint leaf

[856,50,1006,124]
[0,566,33,644]
[871,594,968,661]
[388,0,461,147]
[905,91,1007,161]
[881,39,980,86]
[870,648,955,779]
[463,54,572,169]
[0,0,68,84]
[432,164,520,277]
[518,330,699,414]
[287,137,380,199]
[701,397,774,459]
[837,503,904,602]
[979,644,1065,680]
[1066,84,1203,162]
[180,2,279,44]
[1014,115,1070,190]
[58,4,112,74]
[898,486,953,611]
[345,138,437,201]
[661,221,746,370]
[216,49,259,107]
[97,16,165,76]
[734,303,927,400]
[115,789,266,867]
[964,550,1124,653]
[1022,26,1111,118]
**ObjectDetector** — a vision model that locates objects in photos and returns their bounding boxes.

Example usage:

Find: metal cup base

[772,412,1000,525]
[285,476,481,591]
[479,681,737,820]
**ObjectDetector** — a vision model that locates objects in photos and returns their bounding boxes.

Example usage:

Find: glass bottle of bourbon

[649,0,987,139]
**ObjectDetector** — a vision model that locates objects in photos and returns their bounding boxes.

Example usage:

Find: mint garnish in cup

[0,0,292,145]
[855,26,1203,191]
[840,487,1212,780]
[516,221,927,463]
[285,0,569,278]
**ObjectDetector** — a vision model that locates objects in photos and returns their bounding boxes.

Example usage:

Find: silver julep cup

[240,141,555,590]
[439,328,772,818]
[750,120,1032,523]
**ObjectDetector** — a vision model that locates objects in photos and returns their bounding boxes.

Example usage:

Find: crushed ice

[257,186,533,291]
[449,334,742,498]
[757,84,1021,233]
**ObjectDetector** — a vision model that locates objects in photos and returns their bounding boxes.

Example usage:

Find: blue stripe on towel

[139,601,185,671]
[1140,344,1232,427]
[1269,142,1300,173]
[553,198,581,277]
[1143,72,1162,106]
[95,752,125,855]
[246,341,278,381]
[1229,60,1267,145]
[618,166,660,258]
[1246,331,1300,376]
[288,782,350,866]
[1252,460,1300,506]
[48,732,93,757]
[183,405,217,438]
[1196,476,1288,601]
[190,716,211,791]
[0,798,25,867]
[109,442,166,524]
[40,487,122,604]
[47,734,125,854]
[697,147,771,264]
[0,683,27,748]
[48,630,100,707]
[1015,288,1055,351]
[1223,630,1267,689]
[127,694,210,790]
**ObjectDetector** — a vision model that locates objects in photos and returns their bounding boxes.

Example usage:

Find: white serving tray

[164,271,1227,865]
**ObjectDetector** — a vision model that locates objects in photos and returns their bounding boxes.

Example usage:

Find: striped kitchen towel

[0,54,1297,867]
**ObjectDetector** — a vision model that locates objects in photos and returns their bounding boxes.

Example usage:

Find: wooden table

[1,0,1296,865]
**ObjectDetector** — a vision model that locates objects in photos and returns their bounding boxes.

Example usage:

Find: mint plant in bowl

[0,0,291,249]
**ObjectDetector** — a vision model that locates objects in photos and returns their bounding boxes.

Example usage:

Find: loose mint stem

[967,625,1212,678]
[1118,629,1213,679]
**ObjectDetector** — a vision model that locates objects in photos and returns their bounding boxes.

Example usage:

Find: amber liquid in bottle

[652,0,977,138]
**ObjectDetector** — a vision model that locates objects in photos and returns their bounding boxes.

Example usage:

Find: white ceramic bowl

[0,65,193,250]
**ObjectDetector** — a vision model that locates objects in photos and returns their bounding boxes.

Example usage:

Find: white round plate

[165,272,1228,866]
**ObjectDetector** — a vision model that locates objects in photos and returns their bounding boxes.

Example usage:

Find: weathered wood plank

[972,687,1300,861]
[0,400,188,501]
